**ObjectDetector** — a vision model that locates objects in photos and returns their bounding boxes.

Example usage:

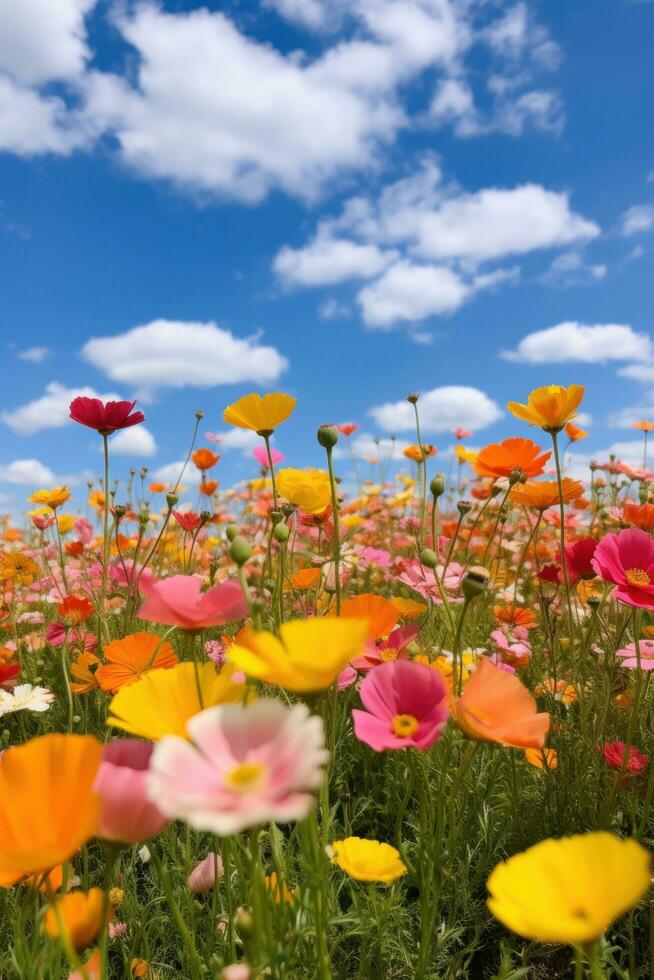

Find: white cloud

[334,431,410,460]
[503,322,653,364]
[620,204,654,237]
[208,429,261,452]
[150,460,201,487]
[608,404,654,428]
[0,76,89,156]
[619,363,654,383]
[81,320,288,395]
[0,459,57,485]
[274,238,395,286]
[542,250,606,285]
[109,426,157,458]
[1,382,120,435]
[263,0,334,31]
[318,298,351,320]
[16,346,53,363]
[369,386,502,433]
[0,0,95,85]
[358,261,471,327]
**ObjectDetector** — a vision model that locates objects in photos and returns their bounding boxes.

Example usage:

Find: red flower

[58,595,94,625]
[336,423,360,437]
[31,515,55,530]
[0,662,20,689]
[602,740,649,775]
[69,397,145,435]
[172,510,202,532]
[540,538,598,586]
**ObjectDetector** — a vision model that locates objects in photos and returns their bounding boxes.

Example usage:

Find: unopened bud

[457,500,472,516]
[226,523,241,542]
[508,468,524,486]
[166,492,179,509]
[229,536,251,566]
[430,474,445,498]
[461,566,490,601]
[419,548,438,569]
[317,424,339,449]
[273,523,290,543]
[406,392,419,404]
[235,906,255,939]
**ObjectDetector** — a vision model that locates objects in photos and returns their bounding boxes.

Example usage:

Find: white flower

[0,684,55,715]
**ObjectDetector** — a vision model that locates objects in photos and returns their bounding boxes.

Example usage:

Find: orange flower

[493,604,538,630]
[509,478,584,510]
[341,593,399,640]
[70,652,100,694]
[0,734,102,886]
[524,747,558,770]
[453,659,550,749]
[96,632,178,693]
[473,438,551,480]
[632,420,654,432]
[536,678,577,705]
[65,541,84,557]
[623,501,654,531]
[44,888,111,950]
[403,443,437,462]
[192,448,220,471]
[58,595,94,625]
[223,392,297,434]
[290,567,321,590]
[22,864,66,893]
[391,596,427,619]
[507,384,584,433]
[564,422,588,442]
[199,480,219,496]
[149,482,166,493]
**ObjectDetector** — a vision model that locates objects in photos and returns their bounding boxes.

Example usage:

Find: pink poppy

[352,660,449,752]
[616,639,654,669]
[336,423,360,436]
[147,700,328,835]
[138,575,248,630]
[187,852,224,893]
[252,446,284,468]
[95,740,168,844]
[592,528,654,610]
[69,396,145,434]
[453,427,472,439]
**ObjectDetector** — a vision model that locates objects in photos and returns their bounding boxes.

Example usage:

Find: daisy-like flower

[0,684,55,715]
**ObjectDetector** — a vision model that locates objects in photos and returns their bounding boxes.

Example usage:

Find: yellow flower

[524,747,558,770]
[228,617,368,693]
[107,662,253,740]
[454,444,478,464]
[223,392,296,434]
[88,490,105,511]
[330,837,406,884]
[487,832,650,944]
[131,959,149,978]
[507,385,585,433]
[44,888,110,950]
[276,468,331,515]
[57,514,75,535]
[28,486,71,510]
[0,552,40,586]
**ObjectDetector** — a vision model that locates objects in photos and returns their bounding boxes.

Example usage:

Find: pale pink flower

[95,740,168,844]
[138,575,248,630]
[187,853,224,893]
[616,639,654,670]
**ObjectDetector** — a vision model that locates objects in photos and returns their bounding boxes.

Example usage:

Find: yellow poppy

[228,617,368,693]
[487,832,650,944]
[107,662,253,740]
[277,468,331,515]
[223,392,296,434]
[330,837,406,884]
[44,888,111,950]
[507,385,585,433]
[57,514,75,535]
[0,552,40,586]
[28,486,71,510]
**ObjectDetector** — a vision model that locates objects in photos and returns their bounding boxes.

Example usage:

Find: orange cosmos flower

[290,567,321,590]
[493,604,538,630]
[341,593,399,640]
[632,420,654,432]
[70,652,100,694]
[192,448,220,471]
[44,888,111,950]
[473,438,551,481]
[0,734,103,886]
[58,595,95,625]
[509,478,584,510]
[564,422,588,442]
[223,392,296,435]
[623,501,654,531]
[507,385,584,433]
[96,632,178,692]
[403,443,437,462]
[453,659,550,749]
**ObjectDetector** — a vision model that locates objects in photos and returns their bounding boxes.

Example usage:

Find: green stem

[325,445,342,614]
[551,431,574,630]
[150,846,203,980]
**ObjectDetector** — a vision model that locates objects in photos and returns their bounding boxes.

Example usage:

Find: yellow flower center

[391,714,419,737]
[225,762,265,791]
[626,567,650,587]
[378,648,398,662]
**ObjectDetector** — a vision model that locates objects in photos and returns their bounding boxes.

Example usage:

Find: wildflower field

[2,385,654,980]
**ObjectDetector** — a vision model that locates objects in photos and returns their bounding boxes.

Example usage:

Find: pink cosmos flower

[352,660,449,752]
[147,700,329,835]
[602,740,649,775]
[187,853,225,893]
[358,547,392,569]
[351,624,419,672]
[592,528,654,610]
[252,446,284,468]
[491,628,531,668]
[138,575,248,630]
[95,740,168,844]
[74,517,94,545]
[616,639,654,669]
[337,665,358,690]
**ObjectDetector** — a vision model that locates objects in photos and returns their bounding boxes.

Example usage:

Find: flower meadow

[2,387,654,980]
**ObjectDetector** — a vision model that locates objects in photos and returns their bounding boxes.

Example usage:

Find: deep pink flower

[31,514,55,530]
[252,446,284,468]
[491,628,531,667]
[351,624,419,672]
[592,528,654,610]
[602,740,649,775]
[352,660,449,752]
[173,510,202,532]
[45,621,67,647]
[69,396,145,435]
[187,852,224,893]
[138,575,248,630]
[95,740,168,844]
[616,639,654,670]
[453,427,472,440]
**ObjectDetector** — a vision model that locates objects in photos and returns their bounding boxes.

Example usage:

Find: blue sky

[1,0,654,512]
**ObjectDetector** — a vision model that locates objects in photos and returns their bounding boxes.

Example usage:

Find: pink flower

[205,640,226,668]
[491,628,531,667]
[74,517,94,545]
[221,966,251,980]
[351,624,419,672]
[337,665,358,690]
[616,639,654,669]
[187,852,225,893]
[336,423,360,436]
[453,427,472,440]
[45,621,67,647]
[69,396,145,434]
[592,528,654,610]
[108,922,127,939]
[602,740,649,775]
[352,660,449,752]
[138,575,248,630]
[95,740,168,844]
[147,700,329,835]
[252,446,284,468]
[358,547,392,569]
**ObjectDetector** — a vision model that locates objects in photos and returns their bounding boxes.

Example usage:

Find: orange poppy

[493,604,538,630]
[341,593,399,640]
[403,443,437,462]
[290,568,321,590]
[192,448,220,471]
[149,482,166,493]
[58,595,94,625]
[22,864,66,893]
[391,596,427,619]
[473,438,551,481]
[453,659,550,749]
[199,480,219,496]
[623,501,654,531]
[71,652,100,694]
[509,479,584,510]
[44,888,111,950]
[564,422,588,442]
[535,678,578,705]
[632,420,654,432]
[65,541,84,557]
[0,734,103,887]
[524,747,558,770]
[96,632,178,693]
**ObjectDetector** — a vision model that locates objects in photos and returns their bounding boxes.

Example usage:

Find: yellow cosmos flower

[44,888,110,950]
[277,468,332,515]
[88,490,105,511]
[107,662,253,740]
[28,486,71,510]
[507,384,585,433]
[0,552,40,586]
[223,392,296,434]
[57,514,75,535]
[330,837,406,884]
[487,832,650,944]
[228,617,368,693]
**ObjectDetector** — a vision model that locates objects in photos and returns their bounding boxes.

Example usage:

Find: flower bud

[166,492,179,509]
[273,523,290,543]
[419,548,438,569]
[430,473,445,498]
[461,565,490,601]
[317,424,339,449]
[457,500,472,516]
[225,523,241,542]
[229,536,251,566]
[406,392,419,404]
[235,905,255,939]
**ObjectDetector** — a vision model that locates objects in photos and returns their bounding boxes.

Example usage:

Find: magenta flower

[351,624,419,672]
[616,639,654,669]
[592,528,654,610]
[95,740,168,844]
[69,396,145,434]
[352,660,449,752]
[138,575,248,630]
[147,700,329,835]
[252,445,284,468]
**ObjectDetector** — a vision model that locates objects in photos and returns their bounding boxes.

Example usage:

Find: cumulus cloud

[109,426,157,458]
[608,404,654,428]
[0,76,90,156]
[81,320,288,395]
[0,458,57,485]
[502,322,653,364]
[15,346,53,363]
[619,363,654,383]
[369,386,502,433]
[357,261,471,327]
[207,429,261,453]
[150,460,201,487]
[619,204,654,237]
[274,239,396,287]
[334,431,410,461]
[0,0,95,85]
[1,382,120,435]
